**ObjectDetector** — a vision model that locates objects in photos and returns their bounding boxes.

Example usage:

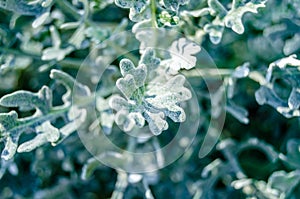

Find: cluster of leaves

[109,48,193,135]
[0,0,299,198]
[0,69,88,160]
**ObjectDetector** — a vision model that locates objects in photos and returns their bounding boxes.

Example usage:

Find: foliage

[0,0,299,198]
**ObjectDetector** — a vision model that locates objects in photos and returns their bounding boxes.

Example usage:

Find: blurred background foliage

[0,0,299,198]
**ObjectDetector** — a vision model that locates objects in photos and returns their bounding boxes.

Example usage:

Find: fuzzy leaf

[68,25,86,49]
[232,62,250,78]
[95,97,115,135]
[57,107,87,142]
[203,18,224,44]
[111,55,192,135]
[42,46,73,61]
[143,111,168,135]
[255,86,300,118]
[0,86,52,114]
[1,133,19,161]
[288,88,300,110]
[0,0,48,16]
[270,54,300,69]
[224,0,266,34]
[119,59,147,87]
[162,0,188,11]
[17,121,59,153]
[268,170,300,198]
[139,48,160,72]
[0,70,88,160]
[50,69,91,104]
[226,101,249,124]
[208,0,227,17]
[32,11,50,28]
[114,0,148,13]
[145,75,192,123]
[117,60,147,99]
[279,139,300,170]
[167,38,201,72]
[0,112,21,160]
[116,75,138,99]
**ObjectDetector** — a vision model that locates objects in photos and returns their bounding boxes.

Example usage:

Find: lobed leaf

[0,70,88,160]
[162,0,188,11]
[224,0,266,34]
[0,86,52,114]
[0,0,48,16]
[50,69,91,104]
[166,38,201,73]
[279,139,300,170]
[110,53,192,135]
[268,170,300,198]
[115,0,148,13]
[17,121,59,153]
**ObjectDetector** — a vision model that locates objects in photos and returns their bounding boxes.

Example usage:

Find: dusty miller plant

[0,0,299,198]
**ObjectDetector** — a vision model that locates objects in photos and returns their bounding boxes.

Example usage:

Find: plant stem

[182,68,235,77]
[111,172,128,199]
[150,0,157,28]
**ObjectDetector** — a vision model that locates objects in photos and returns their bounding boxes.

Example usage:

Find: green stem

[150,0,157,28]
[182,68,235,77]
[182,68,268,85]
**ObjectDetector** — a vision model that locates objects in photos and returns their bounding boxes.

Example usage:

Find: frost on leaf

[163,38,201,73]
[109,51,192,135]
[0,69,89,160]
[255,86,300,118]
